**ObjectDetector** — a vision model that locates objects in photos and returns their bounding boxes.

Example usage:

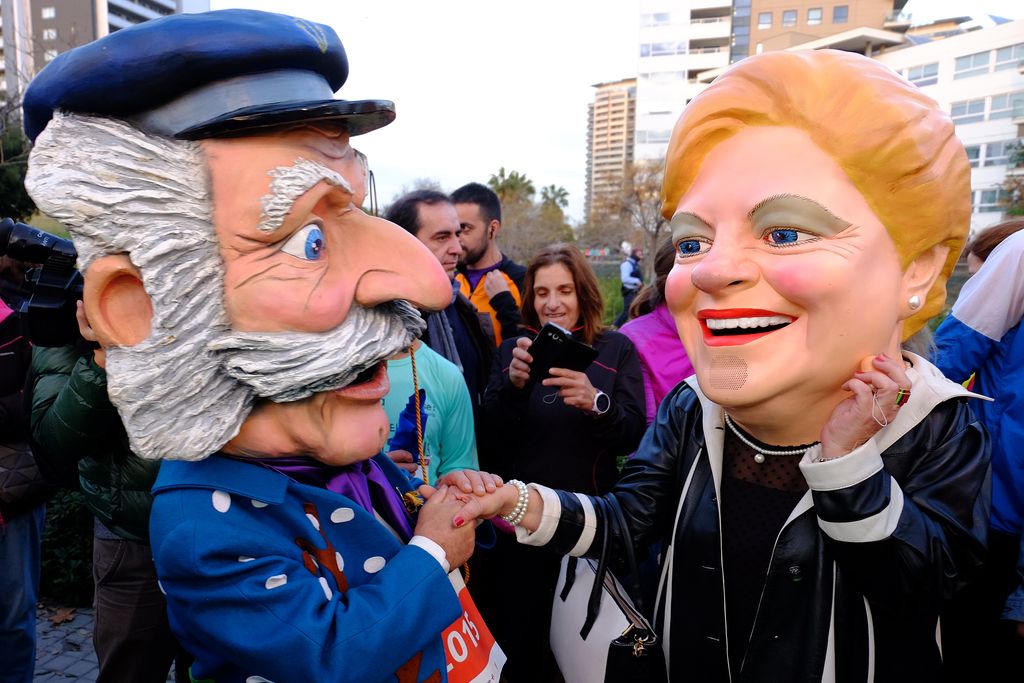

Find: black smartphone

[527,322,598,383]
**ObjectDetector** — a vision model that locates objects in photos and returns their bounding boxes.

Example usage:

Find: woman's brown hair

[628,236,676,320]
[967,219,1024,263]
[521,243,605,345]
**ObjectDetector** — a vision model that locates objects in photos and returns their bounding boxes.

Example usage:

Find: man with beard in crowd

[24,10,500,683]
[452,183,526,346]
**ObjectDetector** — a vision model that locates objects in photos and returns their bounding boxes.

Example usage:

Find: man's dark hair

[451,182,501,224]
[384,189,451,235]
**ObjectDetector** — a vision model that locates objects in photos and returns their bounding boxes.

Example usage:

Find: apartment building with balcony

[635,0,738,161]
[749,0,905,55]
[585,77,637,221]
[871,18,1024,233]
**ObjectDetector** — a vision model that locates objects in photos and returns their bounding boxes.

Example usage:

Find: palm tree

[540,184,569,210]
[488,167,536,204]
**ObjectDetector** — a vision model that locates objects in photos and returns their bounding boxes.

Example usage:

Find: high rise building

[1,0,209,108]
[635,0,736,161]
[585,77,636,221]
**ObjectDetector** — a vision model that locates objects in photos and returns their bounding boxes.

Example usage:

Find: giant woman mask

[660,50,970,425]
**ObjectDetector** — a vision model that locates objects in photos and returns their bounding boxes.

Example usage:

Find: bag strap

[581,496,610,639]
[606,494,647,616]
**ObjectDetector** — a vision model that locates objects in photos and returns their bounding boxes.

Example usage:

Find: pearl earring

[908,295,921,311]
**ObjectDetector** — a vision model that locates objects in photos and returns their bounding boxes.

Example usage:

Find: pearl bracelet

[499,479,530,527]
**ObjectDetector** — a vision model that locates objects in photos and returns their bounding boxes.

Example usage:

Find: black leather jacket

[532,355,990,682]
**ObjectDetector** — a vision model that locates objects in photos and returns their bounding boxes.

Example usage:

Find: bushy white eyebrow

[259,158,352,234]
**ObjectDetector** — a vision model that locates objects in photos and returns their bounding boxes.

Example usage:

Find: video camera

[0,217,83,346]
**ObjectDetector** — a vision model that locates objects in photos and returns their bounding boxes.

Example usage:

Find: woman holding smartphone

[475,242,646,682]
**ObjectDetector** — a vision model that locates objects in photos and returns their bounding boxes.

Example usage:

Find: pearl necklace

[723,414,817,464]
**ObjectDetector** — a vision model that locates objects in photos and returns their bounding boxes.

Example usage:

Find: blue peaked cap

[23,9,395,142]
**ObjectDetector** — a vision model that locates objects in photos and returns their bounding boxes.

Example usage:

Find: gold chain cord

[408,343,469,583]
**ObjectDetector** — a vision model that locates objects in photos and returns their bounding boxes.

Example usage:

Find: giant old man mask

[22,10,452,464]
[661,49,970,441]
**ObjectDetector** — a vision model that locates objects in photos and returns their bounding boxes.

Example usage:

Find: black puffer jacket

[0,308,52,520]
[29,345,158,542]
[532,354,990,682]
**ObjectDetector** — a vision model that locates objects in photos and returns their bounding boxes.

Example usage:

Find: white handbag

[549,496,665,683]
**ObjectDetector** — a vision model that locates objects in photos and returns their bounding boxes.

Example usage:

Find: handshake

[410,469,534,569]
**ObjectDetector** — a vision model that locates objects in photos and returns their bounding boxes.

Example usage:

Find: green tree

[0,111,36,222]
[487,167,536,204]
[540,184,569,210]
[1002,143,1024,216]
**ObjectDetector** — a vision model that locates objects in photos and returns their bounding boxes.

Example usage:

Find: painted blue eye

[676,238,710,258]
[764,228,818,248]
[281,223,325,261]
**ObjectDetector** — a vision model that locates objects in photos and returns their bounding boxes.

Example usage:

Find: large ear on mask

[82,255,153,347]
[900,244,949,319]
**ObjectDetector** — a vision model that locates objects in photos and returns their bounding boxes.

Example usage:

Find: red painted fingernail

[453,517,465,528]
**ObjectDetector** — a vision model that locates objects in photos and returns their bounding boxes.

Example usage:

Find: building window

[43,49,58,62]
[995,43,1024,71]
[758,12,772,29]
[906,62,938,87]
[989,91,1024,120]
[954,51,990,79]
[950,98,985,125]
[807,8,822,25]
[42,28,57,40]
[964,145,980,168]
[975,188,1009,213]
[983,140,1016,167]
[833,5,849,23]
[40,6,55,19]
[636,130,673,144]
[782,10,797,27]
[641,12,672,27]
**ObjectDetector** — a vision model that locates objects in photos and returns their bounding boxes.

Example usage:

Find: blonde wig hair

[661,49,970,338]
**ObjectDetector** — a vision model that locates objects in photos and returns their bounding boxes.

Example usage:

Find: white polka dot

[212,490,231,513]
[238,556,255,563]
[305,513,321,531]
[157,581,166,595]
[330,507,354,523]
[335,552,344,571]
[246,677,274,683]
[265,574,287,590]
[363,556,386,573]
[251,499,268,509]
[319,576,332,601]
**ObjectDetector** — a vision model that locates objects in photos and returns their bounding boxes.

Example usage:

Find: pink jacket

[618,303,694,424]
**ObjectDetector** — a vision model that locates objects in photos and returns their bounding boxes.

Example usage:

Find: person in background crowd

[619,237,695,425]
[0,255,51,683]
[477,243,645,681]
[385,190,493,414]
[454,49,989,682]
[612,246,643,328]
[384,338,479,483]
[933,218,1024,679]
[452,182,526,346]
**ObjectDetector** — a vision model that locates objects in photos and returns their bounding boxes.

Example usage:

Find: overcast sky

[210,0,1024,221]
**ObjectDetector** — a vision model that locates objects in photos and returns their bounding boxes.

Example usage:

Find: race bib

[442,570,505,683]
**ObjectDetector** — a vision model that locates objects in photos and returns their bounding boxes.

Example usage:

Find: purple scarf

[239,455,415,540]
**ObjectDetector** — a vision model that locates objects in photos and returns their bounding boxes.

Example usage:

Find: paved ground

[34,602,175,681]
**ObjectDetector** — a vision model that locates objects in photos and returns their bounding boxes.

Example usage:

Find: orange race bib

[442,570,505,683]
